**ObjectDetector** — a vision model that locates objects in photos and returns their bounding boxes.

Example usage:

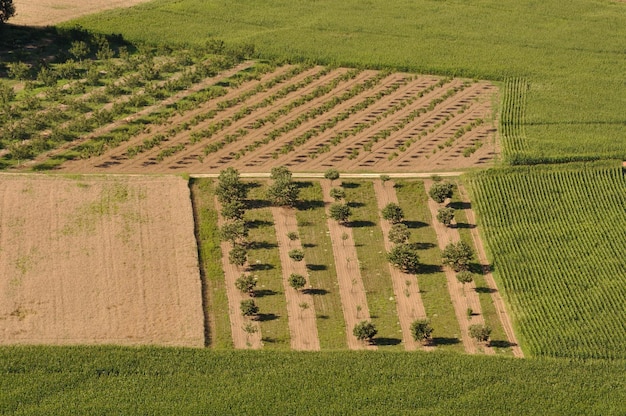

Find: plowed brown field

[56,66,498,174]
[0,174,204,347]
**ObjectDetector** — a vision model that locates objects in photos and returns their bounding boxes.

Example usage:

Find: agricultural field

[0,174,204,347]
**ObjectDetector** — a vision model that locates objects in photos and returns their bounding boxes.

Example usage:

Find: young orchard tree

[381,202,404,224]
[353,321,378,343]
[387,244,420,274]
[288,249,305,262]
[288,273,307,291]
[469,324,492,344]
[235,273,257,296]
[329,187,346,201]
[388,223,411,245]
[270,166,293,182]
[437,207,455,227]
[429,181,454,203]
[216,167,247,204]
[219,220,248,246]
[240,299,259,318]
[266,179,299,207]
[456,270,474,286]
[410,319,434,344]
[286,231,299,241]
[221,199,246,220]
[329,203,351,224]
[0,0,15,24]
[379,174,391,184]
[442,241,474,272]
[324,168,340,184]
[229,246,248,268]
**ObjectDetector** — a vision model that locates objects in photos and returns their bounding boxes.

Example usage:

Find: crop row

[499,78,528,162]
[469,162,626,360]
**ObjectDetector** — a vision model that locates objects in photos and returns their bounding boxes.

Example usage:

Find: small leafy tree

[380,174,391,183]
[469,324,492,344]
[287,231,298,241]
[0,82,15,109]
[437,207,455,226]
[410,319,434,343]
[229,246,247,267]
[288,249,305,262]
[235,273,257,296]
[240,299,259,318]
[7,62,30,80]
[0,0,15,24]
[37,67,57,87]
[429,182,454,203]
[266,180,299,207]
[329,187,346,201]
[388,223,411,245]
[324,168,340,184]
[221,199,246,220]
[381,203,404,224]
[69,41,90,62]
[219,220,248,245]
[270,166,293,182]
[456,270,474,286]
[353,321,378,343]
[442,241,474,272]
[216,167,247,204]
[288,273,306,291]
[387,244,420,273]
[329,203,351,224]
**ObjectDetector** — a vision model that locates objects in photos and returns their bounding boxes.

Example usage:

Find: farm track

[321,180,376,350]
[457,184,524,358]
[50,65,498,174]
[271,207,321,351]
[423,179,494,355]
[373,180,430,351]
[214,197,263,349]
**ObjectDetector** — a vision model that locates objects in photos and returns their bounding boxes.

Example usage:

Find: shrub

[429,182,454,203]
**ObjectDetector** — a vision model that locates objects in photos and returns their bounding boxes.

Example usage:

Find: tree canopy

[381,202,404,224]
[329,203,351,224]
[387,244,420,273]
[442,241,474,272]
[0,0,15,24]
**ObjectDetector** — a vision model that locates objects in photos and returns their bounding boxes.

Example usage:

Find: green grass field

[65,0,626,162]
[1,346,625,415]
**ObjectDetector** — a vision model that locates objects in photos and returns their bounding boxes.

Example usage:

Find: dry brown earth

[0,174,204,346]
[271,207,320,351]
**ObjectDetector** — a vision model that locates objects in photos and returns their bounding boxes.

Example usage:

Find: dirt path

[373,180,431,351]
[423,179,493,355]
[11,0,154,26]
[457,184,524,357]
[271,207,320,351]
[320,180,376,350]
[215,197,262,349]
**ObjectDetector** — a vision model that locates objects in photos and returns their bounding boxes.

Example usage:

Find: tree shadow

[261,336,277,343]
[419,264,442,274]
[297,220,312,227]
[257,313,279,322]
[246,199,271,209]
[433,337,461,346]
[455,222,476,229]
[489,340,516,349]
[347,201,365,208]
[409,242,436,250]
[296,200,324,210]
[249,263,274,271]
[296,181,313,189]
[246,219,273,229]
[349,220,376,228]
[341,182,360,189]
[303,243,316,248]
[302,288,329,296]
[306,264,327,271]
[474,286,496,294]
[373,337,402,346]
[253,289,277,298]
[247,241,277,250]
[316,314,329,320]
[448,201,471,210]
[404,220,428,229]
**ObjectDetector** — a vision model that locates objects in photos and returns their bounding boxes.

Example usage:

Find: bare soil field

[55,66,498,174]
[11,0,153,26]
[0,174,204,347]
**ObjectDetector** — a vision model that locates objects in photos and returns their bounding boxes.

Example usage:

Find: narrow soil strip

[320,180,376,350]
[457,184,524,357]
[271,207,321,351]
[373,180,431,351]
[423,179,493,355]
[214,197,263,349]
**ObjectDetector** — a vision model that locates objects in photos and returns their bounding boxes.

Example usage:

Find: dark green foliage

[469,324,492,344]
[270,166,292,182]
[429,182,454,203]
[353,321,377,342]
[329,187,345,201]
[456,271,474,285]
[410,319,434,343]
[219,220,248,245]
[441,241,473,272]
[266,180,299,207]
[216,167,247,204]
[228,246,247,267]
[329,203,351,223]
[387,244,419,273]
[387,223,410,244]
[288,273,306,290]
[381,202,404,223]
[436,207,455,226]
[0,0,14,24]
[240,299,259,317]
[324,168,340,182]
[221,199,246,220]
[286,231,298,241]
[288,249,304,262]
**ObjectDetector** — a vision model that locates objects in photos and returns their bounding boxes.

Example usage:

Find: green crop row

[468,161,626,360]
